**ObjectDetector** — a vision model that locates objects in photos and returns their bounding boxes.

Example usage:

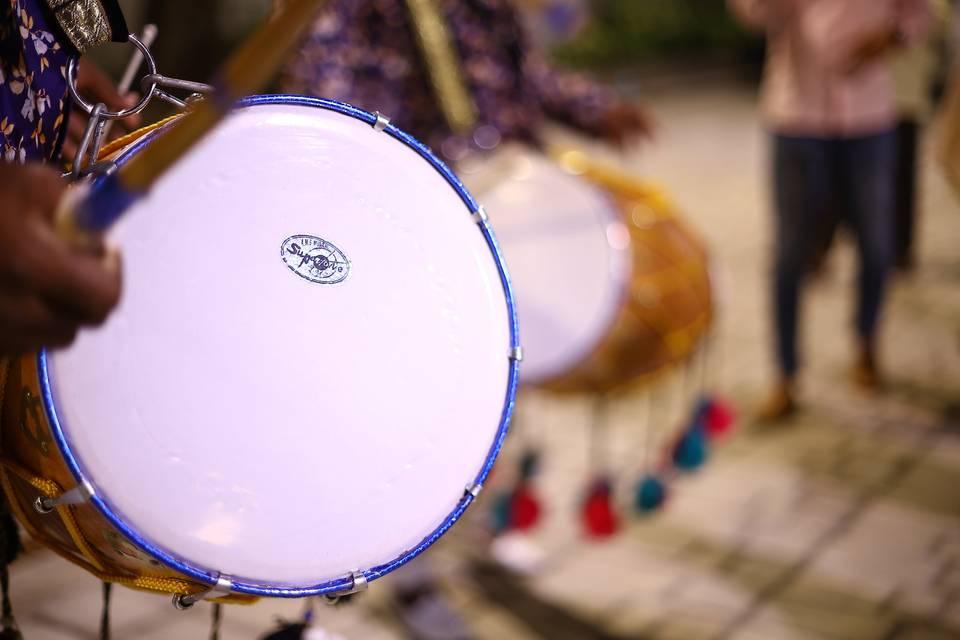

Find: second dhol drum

[461,146,712,394]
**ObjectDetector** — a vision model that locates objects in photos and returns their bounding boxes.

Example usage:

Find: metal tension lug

[372,111,390,132]
[34,481,95,514]
[464,482,483,498]
[323,570,369,605]
[471,206,489,225]
[172,575,233,610]
[509,346,524,362]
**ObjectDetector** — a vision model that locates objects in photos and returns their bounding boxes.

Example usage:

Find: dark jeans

[772,131,896,377]
[894,119,919,268]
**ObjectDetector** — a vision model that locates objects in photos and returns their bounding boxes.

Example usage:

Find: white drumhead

[46,101,513,587]
[460,147,629,385]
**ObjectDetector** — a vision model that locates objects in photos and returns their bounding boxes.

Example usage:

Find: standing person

[279,0,652,165]
[937,2,960,195]
[728,0,932,420]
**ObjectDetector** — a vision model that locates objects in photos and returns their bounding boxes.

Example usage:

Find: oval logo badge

[281,235,351,285]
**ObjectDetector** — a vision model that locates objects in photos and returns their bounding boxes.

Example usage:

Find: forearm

[527,56,622,135]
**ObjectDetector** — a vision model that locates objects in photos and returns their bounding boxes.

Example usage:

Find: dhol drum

[459,145,711,394]
[0,96,519,603]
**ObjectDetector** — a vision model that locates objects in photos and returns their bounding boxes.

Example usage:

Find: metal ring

[67,34,158,120]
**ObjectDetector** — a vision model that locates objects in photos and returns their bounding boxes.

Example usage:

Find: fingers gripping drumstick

[56,0,331,248]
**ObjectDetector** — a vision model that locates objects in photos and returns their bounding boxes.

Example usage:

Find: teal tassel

[518,450,540,480]
[634,475,667,514]
[672,426,709,471]
[489,491,513,534]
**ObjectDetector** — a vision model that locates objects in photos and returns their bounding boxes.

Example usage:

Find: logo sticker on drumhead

[281,235,351,285]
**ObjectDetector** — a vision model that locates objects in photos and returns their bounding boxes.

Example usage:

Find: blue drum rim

[37,94,520,598]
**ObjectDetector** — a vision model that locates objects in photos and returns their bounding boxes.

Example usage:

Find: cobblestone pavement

[8,82,960,639]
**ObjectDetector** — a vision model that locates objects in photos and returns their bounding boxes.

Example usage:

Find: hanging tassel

[209,603,223,640]
[671,424,709,472]
[633,474,668,514]
[703,395,736,440]
[509,483,541,531]
[99,582,112,640]
[581,477,619,539]
[581,397,618,538]
[509,448,542,531]
[518,449,540,480]
[489,490,513,535]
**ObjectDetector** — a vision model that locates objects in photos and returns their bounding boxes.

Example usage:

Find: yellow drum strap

[96,114,183,160]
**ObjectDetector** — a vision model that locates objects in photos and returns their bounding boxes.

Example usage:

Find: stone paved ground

[9,81,960,639]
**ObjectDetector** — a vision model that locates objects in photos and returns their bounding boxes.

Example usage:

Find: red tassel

[581,480,619,539]
[509,483,541,531]
[705,396,736,439]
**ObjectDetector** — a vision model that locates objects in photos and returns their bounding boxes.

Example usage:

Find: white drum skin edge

[31,96,520,597]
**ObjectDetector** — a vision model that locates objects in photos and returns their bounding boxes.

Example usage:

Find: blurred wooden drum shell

[462,146,712,394]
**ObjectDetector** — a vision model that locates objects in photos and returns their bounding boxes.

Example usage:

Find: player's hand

[600,103,655,149]
[62,61,142,164]
[844,26,899,75]
[0,163,121,356]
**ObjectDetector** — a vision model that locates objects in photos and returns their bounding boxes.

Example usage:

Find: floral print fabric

[0,0,69,164]
[281,0,621,162]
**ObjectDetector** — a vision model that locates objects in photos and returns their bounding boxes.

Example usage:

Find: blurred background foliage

[106,0,761,83]
[552,0,762,70]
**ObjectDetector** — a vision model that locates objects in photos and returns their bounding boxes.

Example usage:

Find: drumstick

[58,0,330,246]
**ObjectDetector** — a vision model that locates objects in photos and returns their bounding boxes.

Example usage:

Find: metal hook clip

[322,571,368,605]
[65,28,214,182]
[34,481,95,514]
[67,34,158,122]
[140,74,214,111]
[172,575,233,610]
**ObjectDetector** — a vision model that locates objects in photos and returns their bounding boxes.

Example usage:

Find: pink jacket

[729,0,932,136]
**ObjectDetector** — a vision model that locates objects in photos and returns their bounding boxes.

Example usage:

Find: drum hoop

[38,94,521,598]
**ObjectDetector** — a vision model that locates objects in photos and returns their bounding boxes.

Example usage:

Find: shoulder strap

[41,0,128,56]
[404,0,477,133]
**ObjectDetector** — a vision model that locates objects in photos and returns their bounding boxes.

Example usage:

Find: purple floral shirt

[0,0,69,164]
[281,0,621,162]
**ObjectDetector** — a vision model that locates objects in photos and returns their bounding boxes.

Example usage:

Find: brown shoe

[852,342,881,391]
[756,383,797,423]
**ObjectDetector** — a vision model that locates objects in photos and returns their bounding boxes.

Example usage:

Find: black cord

[99,582,112,640]
[1,567,11,624]
[209,602,222,640]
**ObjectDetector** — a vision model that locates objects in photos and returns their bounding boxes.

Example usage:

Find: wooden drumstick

[57,0,330,247]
